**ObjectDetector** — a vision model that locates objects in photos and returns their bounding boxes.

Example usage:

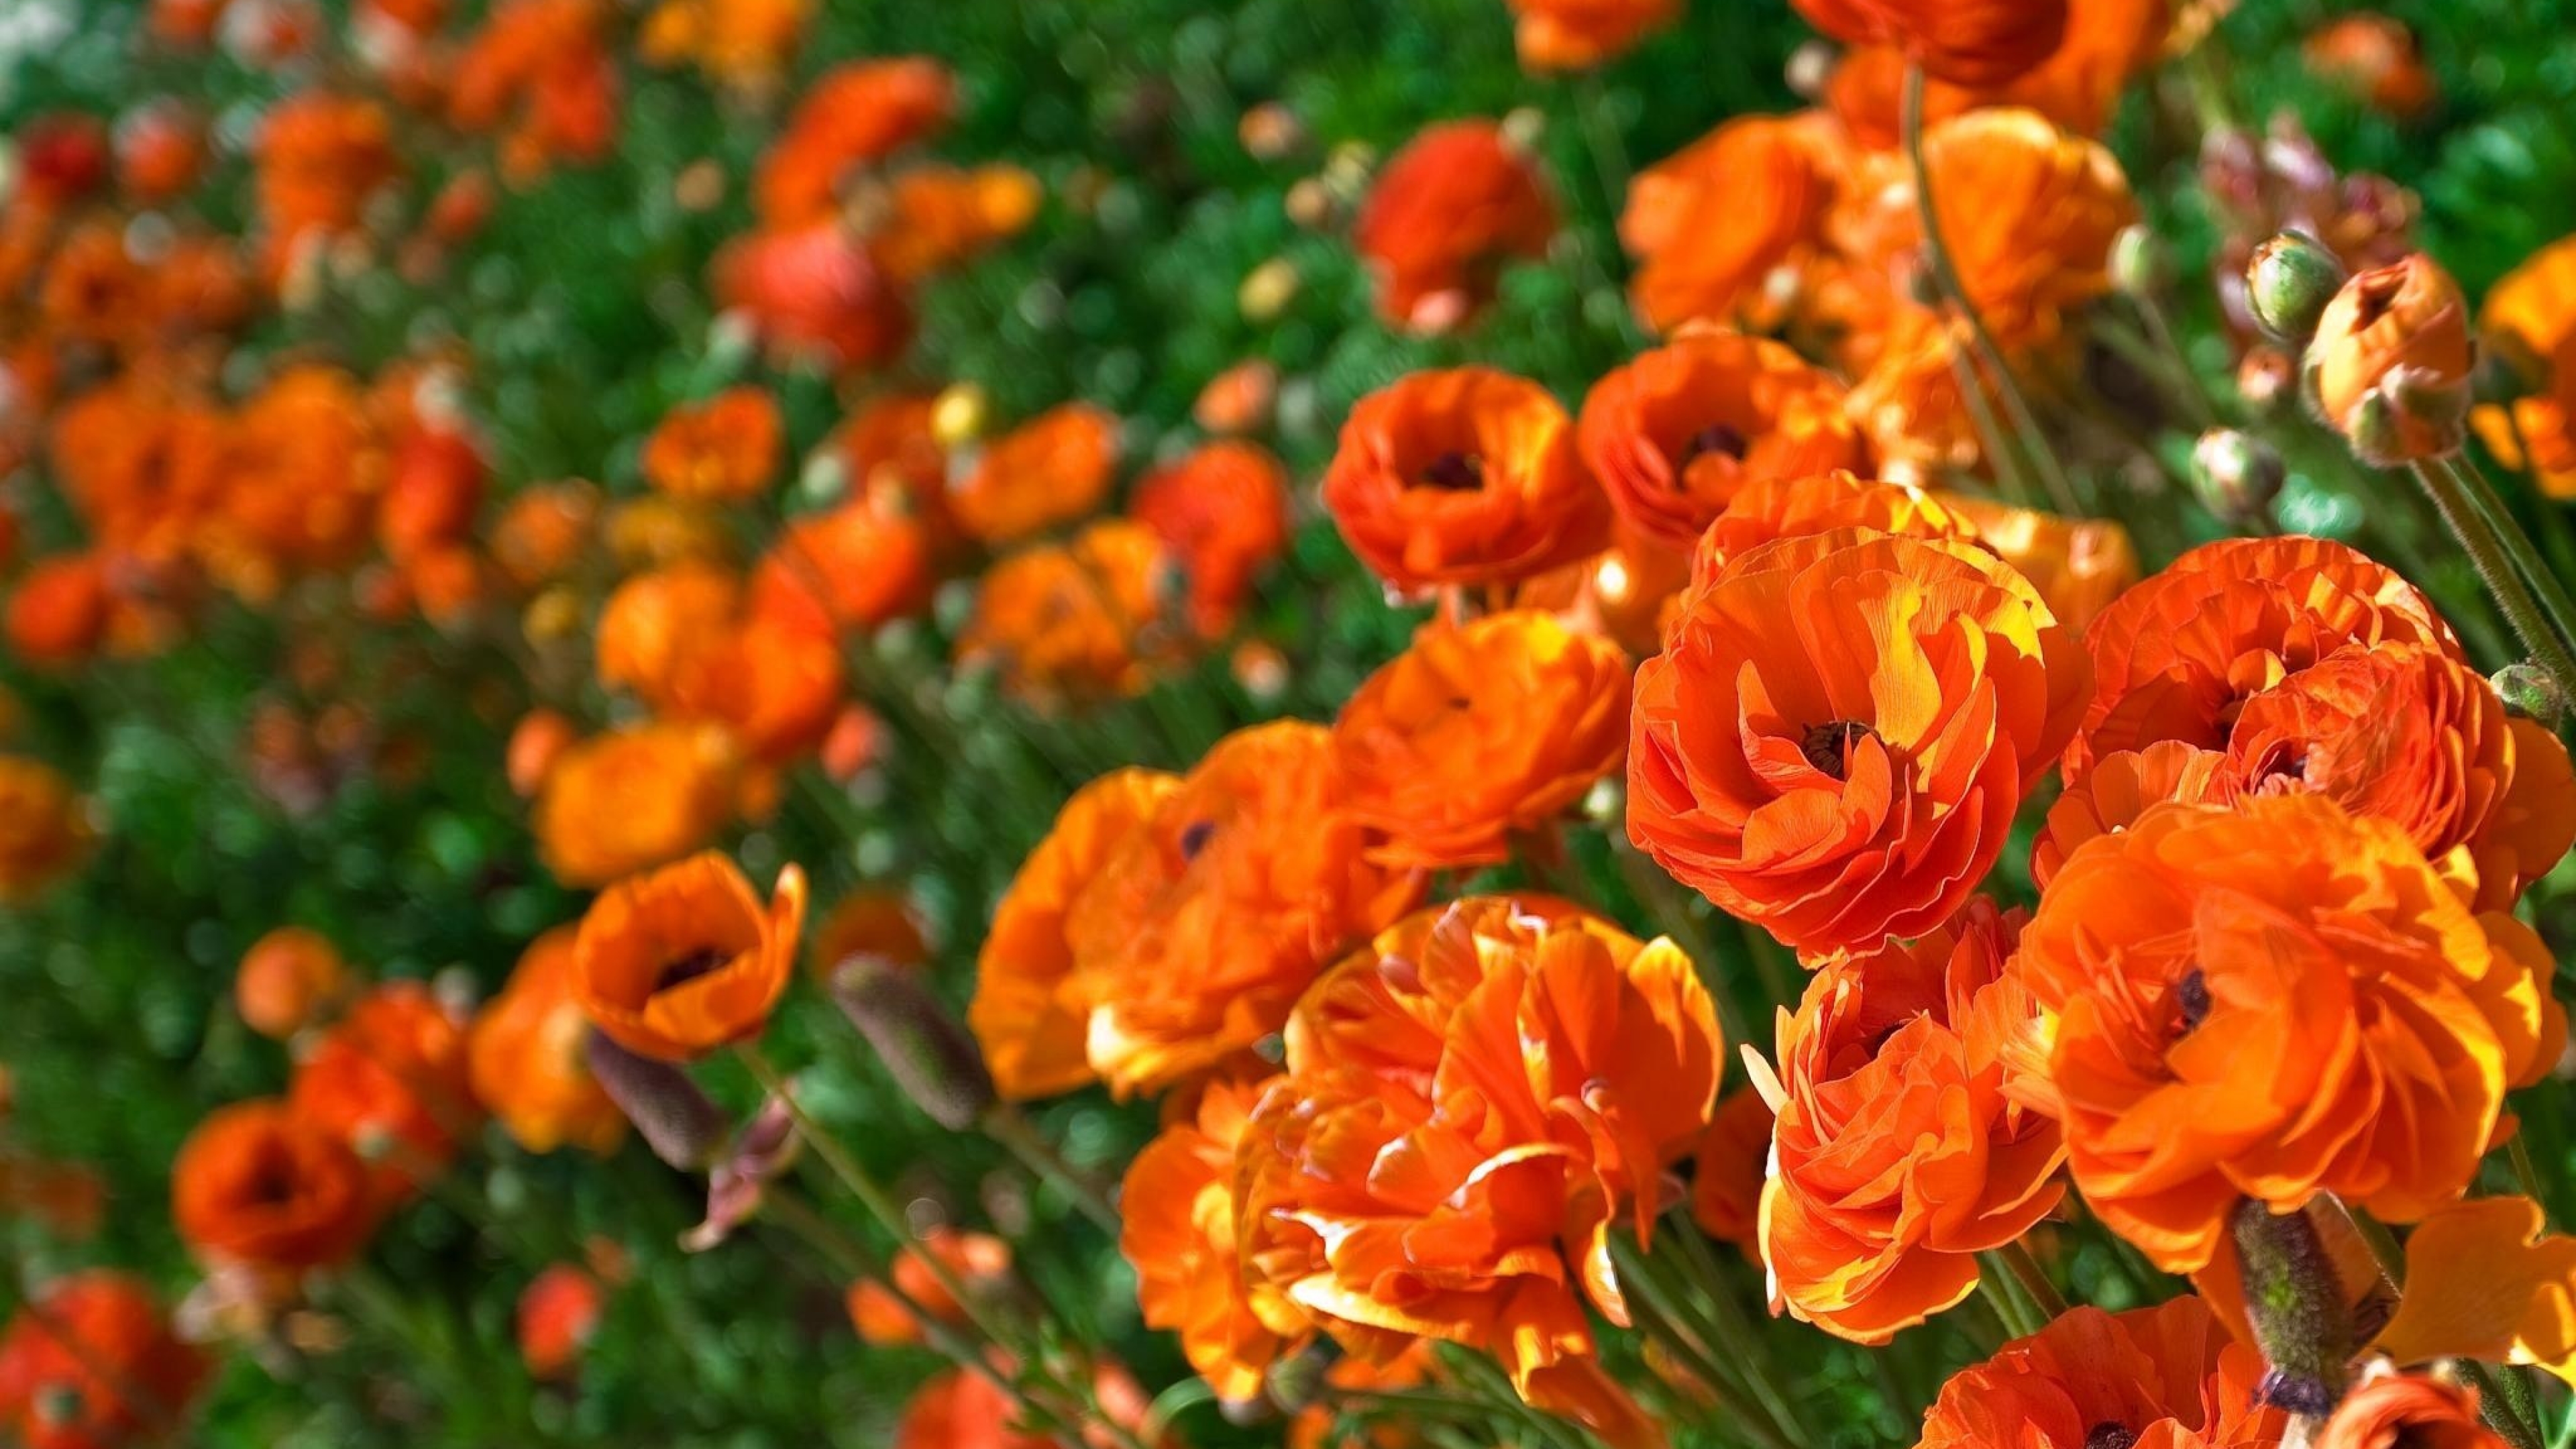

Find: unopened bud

[2229,1198,2352,1419]
[2247,231,2350,346]
[828,957,996,1131]
[2110,224,2167,299]
[2495,663,2568,728]
[585,1029,730,1171]
[2191,429,2287,524]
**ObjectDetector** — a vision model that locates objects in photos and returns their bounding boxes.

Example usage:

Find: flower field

[9,0,2576,1446]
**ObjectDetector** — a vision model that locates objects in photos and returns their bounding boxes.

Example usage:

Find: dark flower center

[2085,1424,2137,1449]
[1178,819,1216,860]
[1681,423,1749,468]
[1415,451,1486,491]
[656,948,729,992]
[1799,720,1873,780]
[2174,968,2213,1036]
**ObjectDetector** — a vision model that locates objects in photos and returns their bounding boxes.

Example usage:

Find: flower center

[1178,819,1216,860]
[1415,451,1486,491]
[2085,1425,2137,1449]
[1799,720,1873,780]
[656,948,729,992]
[2174,968,2212,1036]
[1681,423,1748,468]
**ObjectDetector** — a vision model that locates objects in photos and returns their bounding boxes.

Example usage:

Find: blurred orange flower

[0,1271,211,1449]
[0,758,93,904]
[1577,335,1867,549]
[1794,0,2068,87]
[2472,235,2576,500]
[847,1228,1013,1346]
[811,889,931,977]
[5,555,115,669]
[1065,720,1423,1096]
[1501,0,1677,70]
[573,852,806,1063]
[637,0,810,94]
[470,926,626,1156]
[2064,536,2459,785]
[953,403,1120,546]
[1827,0,2173,144]
[449,0,621,183]
[596,561,742,710]
[955,521,1176,706]
[378,427,487,562]
[289,982,480,1205]
[1121,1075,1293,1401]
[517,1264,605,1383]
[1629,530,2086,954]
[2304,15,2436,119]
[755,58,956,227]
[2320,1374,2502,1449]
[506,709,579,799]
[970,768,1179,1102]
[1322,367,1610,593]
[1622,115,1829,335]
[254,91,400,252]
[2369,1193,2576,1385]
[749,499,934,639]
[1758,898,2063,1343]
[533,721,741,888]
[713,221,913,374]
[1128,441,1292,639]
[1333,609,1629,869]
[172,1098,378,1270]
[2015,793,2559,1272]
[870,165,1044,283]
[492,481,601,588]
[1352,121,1556,331]
[643,387,782,504]
[1934,492,2138,633]
[236,926,350,1040]
[1917,1297,2282,1449]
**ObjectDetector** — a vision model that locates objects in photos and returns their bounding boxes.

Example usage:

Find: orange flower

[2369,1193,2576,1385]
[643,387,782,504]
[0,1271,211,1449]
[289,983,480,1204]
[869,165,1044,283]
[236,926,350,1040]
[1689,1086,1774,1256]
[1352,121,1556,331]
[1065,720,1424,1097]
[839,392,956,537]
[1193,360,1277,435]
[1121,1075,1294,1401]
[2472,236,2576,500]
[969,768,1179,1102]
[205,365,385,591]
[2064,536,2459,786]
[2014,794,2557,1272]
[1825,0,2173,144]
[492,481,600,588]
[1756,898,2064,1343]
[1933,492,2138,634]
[172,1098,378,1270]
[533,721,741,888]
[712,222,912,374]
[754,58,955,227]
[1622,115,1829,334]
[571,851,807,1063]
[1240,897,1720,1449]
[594,562,742,711]
[378,427,487,561]
[1686,470,1982,591]
[955,521,1176,706]
[448,0,621,182]
[1333,609,1629,869]
[1500,0,1677,70]
[951,403,1120,546]
[1793,0,2068,87]
[2320,1375,2502,1449]
[845,1228,1012,1346]
[812,889,931,977]
[1838,299,1986,478]
[506,709,579,798]
[470,926,626,1156]
[2029,739,2232,888]
[1509,524,1693,657]
[254,91,400,247]
[0,758,93,904]
[637,0,810,94]
[1128,441,1292,639]
[5,556,114,669]
[1917,1297,2283,1449]
[2303,16,2436,119]
[2308,254,2473,464]
[607,496,735,572]
[1629,529,2086,954]
[1322,368,1610,594]
[1576,335,1868,549]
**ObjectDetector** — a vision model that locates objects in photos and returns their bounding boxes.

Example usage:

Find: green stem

[2407,460,2576,697]
[2445,453,2576,661]
[761,1183,1022,1401]
[1994,1240,2069,1322]
[980,1104,1121,1235]
[1609,1236,1801,1449]
[1975,1265,2041,1342]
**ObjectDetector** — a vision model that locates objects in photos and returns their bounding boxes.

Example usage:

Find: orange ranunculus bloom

[2320,1375,2502,1449]
[2369,1193,2576,1386]
[596,561,742,709]
[811,889,931,977]
[2471,235,2576,500]
[2015,793,2557,1273]
[1916,1297,2284,1449]
[533,721,741,888]
[1794,0,2068,87]
[37,224,149,350]
[680,610,847,767]
[1690,1086,1774,1257]
[289,982,480,1205]
[605,496,735,572]
[951,403,1120,546]
[1122,1075,1297,1402]
[1758,898,2064,1344]
[1240,897,1720,1449]
[172,1098,378,1270]
[1825,0,2172,144]
[754,58,956,227]
[1933,492,2138,634]
[1066,721,1424,1097]
[1501,0,1677,70]
[869,164,1043,283]
[2226,641,2576,909]
[1576,335,1868,549]
[492,481,600,588]
[712,221,912,374]
[203,364,386,594]
[1128,441,1293,639]
[5,555,116,669]
[1629,529,2086,955]
[1352,120,1556,332]
[1686,470,1982,593]
[1322,368,1609,594]
[254,91,401,246]
[2063,536,2459,786]
[517,1264,604,1383]
[0,757,93,904]
[448,0,621,182]
[636,0,810,94]
[2029,739,2232,888]
[1333,609,1630,869]
[236,926,350,1039]
[1839,299,1986,478]
[839,392,959,544]
[846,1228,1013,1345]
[1623,115,1831,335]
[116,101,206,203]
[969,769,1179,1102]
[2309,254,2473,463]
[2303,15,2436,119]
[643,387,783,504]
[0,1271,211,1449]
[955,521,1177,706]
[470,926,625,1156]
[572,851,806,1063]
[378,427,487,562]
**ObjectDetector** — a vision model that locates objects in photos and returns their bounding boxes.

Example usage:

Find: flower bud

[827,957,996,1132]
[2308,254,2473,464]
[2246,231,2350,346]
[2494,662,2568,729]
[2191,429,2287,525]
[2110,224,2167,299]
[584,1029,731,1171]
[2229,1198,2353,1418]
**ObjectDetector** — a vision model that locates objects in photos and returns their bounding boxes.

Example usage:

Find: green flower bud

[2495,662,2569,729]
[2246,231,2350,347]
[2190,429,2287,524]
